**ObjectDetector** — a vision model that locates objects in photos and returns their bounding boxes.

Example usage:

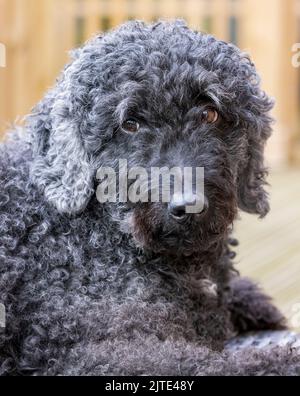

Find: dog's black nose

[168,193,208,220]
[169,201,187,219]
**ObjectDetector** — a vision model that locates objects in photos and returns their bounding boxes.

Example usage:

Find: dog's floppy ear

[237,91,274,218]
[28,54,95,215]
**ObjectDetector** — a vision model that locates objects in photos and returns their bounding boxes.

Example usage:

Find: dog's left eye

[201,108,219,124]
[121,119,140,133]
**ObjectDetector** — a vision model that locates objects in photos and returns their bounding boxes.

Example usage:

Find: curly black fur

[0,20,299,375]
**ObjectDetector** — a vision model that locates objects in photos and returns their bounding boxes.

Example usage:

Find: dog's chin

[133,234,194,257]
[126,205,230,257]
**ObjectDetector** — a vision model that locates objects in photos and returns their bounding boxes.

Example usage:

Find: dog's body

[0,21,299,375]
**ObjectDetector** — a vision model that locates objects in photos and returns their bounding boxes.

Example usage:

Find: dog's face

[29,21,273,256]
[91,56,239,255]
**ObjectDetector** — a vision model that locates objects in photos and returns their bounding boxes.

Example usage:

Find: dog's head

[28,20,273,255]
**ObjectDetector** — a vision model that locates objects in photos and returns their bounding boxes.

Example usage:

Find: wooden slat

[236,169,300,331]
[159,0,182,20]
[84,0,101,39]
[109,0,128,26]
[143,0,157,22]
[0,0,10,134]
[211,0,230,41]
[11,0,27,122]
[184,0,205,30]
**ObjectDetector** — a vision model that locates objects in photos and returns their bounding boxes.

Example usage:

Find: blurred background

[0,0,299,330]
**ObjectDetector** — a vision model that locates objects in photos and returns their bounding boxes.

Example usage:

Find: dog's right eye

[121,119,140,134]
[201,108,219,124]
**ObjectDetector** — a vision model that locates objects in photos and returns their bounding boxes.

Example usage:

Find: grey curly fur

[0,20,299,375]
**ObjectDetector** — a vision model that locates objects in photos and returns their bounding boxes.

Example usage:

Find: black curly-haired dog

[0,20,299,375]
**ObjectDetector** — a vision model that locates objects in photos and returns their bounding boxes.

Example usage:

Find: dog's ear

[28,53,95,215]
[237,92,274,218]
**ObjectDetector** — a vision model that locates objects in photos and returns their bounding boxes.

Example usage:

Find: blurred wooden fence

[0,0,300,165]
[0,0,243,136]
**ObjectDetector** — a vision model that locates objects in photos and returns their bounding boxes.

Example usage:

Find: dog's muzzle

[168,192,209,221]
